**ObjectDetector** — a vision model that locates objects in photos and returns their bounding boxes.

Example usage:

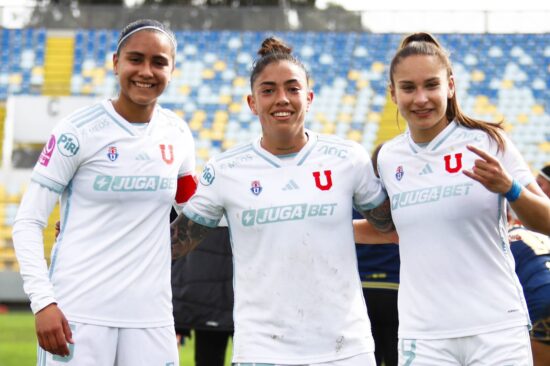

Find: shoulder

[60,102,107,132]
[215,141,255,165]
[379,133,407,157]
[314,132,367,160]
[157,106,192,135]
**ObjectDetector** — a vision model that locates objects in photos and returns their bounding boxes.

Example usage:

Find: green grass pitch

[0,311,232,365]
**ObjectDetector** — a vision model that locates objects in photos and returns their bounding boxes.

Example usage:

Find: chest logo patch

[313,170,333,191]
[444,153,462,173]
[160,144,174,165]
[250,180,263,196]
[107,146,119,162]
[395,165,404,181]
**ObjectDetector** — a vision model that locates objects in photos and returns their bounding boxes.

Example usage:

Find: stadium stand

[0,29,549,272]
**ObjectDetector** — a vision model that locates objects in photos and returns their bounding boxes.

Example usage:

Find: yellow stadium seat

[341,95,356,105]
[532,104,545,115]
[201,69,215,79]
[500,79,514,89]
[229,102,242,114]
[213,60,226,72]
[471,70,485,82]
[347,70,360,81]
[232,77,247,87]
[516,113,529,124]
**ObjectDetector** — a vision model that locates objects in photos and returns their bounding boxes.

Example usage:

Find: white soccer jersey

[183,131,387,364]
[13,100,195,327]
[378,121,532,339]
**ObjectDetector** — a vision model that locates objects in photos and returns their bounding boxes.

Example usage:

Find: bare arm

[170,213,214,259]
[361,198,395,233]
[353,219,399,244]
[463,144,550,236]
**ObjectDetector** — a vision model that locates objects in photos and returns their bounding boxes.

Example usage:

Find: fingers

[35,304,72,357]
[466,144,497,163]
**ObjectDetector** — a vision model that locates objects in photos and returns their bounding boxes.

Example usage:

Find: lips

[133,81,154,88]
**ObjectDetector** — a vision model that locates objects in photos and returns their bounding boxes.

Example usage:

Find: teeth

[134,81,153,88]
[273,112,291,117]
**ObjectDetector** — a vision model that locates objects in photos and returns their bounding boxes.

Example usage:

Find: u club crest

[250,180,262,196]
[107,146,119,161]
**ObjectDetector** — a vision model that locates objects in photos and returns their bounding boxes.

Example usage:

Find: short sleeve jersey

[378,121,532,339]
[183,131,387,364]
[31,100,195,327]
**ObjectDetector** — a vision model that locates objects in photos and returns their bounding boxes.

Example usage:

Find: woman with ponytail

[375,32,550,364]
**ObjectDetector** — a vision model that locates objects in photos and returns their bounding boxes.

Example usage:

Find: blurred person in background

[12,19,197,365]
[172,220,234,366]
[535,164,550,198]
[507,210,550,366]
[355,143,399,366]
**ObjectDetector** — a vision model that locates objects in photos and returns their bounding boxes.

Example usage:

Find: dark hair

[540,165,550,180]
[250,37,310,88]
[389,32,505,151]
[371,143,384,178]
[117,19,177,58]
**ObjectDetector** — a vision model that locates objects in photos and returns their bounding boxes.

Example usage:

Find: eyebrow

[398,77,440,85]
[124,51,170,61]
[258,79,301,87]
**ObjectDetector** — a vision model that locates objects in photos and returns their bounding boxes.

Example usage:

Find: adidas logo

[136,153,151,160]
[282,180,300,191]
[419,163,433,175]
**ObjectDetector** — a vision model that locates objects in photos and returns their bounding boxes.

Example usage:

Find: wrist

[505,179,522,202]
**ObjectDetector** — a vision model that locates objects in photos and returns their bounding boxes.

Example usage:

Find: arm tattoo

[170,214,213,259]
[362,198,395,233]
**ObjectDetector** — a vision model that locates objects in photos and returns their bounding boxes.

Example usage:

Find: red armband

[175,174,198,204]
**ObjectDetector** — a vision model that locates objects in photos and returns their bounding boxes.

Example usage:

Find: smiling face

[247,60,313,153]
[113,30,174,120]
[390,54,454,143]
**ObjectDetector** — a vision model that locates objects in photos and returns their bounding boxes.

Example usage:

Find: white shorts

[234,351,376,366]
[36,321,179,366]
[398,326,532,366]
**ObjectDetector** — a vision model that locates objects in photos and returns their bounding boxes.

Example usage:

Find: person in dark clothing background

[171,208,234,366]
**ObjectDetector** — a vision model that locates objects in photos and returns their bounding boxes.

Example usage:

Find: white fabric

[398,326,532,365]
[13,100,195,327]
[378,121,532,339]
[183,131,387,364]
[37,322,179,366]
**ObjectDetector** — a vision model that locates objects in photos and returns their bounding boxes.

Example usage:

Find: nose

[138,60,154,78]
[414,89,428,104]
[274,87,289,105]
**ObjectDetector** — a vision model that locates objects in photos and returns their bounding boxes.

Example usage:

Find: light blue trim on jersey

[31,172,65,194]
[72,107,106,128]
[354,190,388,211]
[251,144,281,168]
[296,135,318,166]
[49,180,74,279]
[67,104,103,126]
[105,113,135,136]
[497,194,532,329]
[317,134,354,148]
[216,143,254,162]
[182,207,220,228]
[431,122,458,151]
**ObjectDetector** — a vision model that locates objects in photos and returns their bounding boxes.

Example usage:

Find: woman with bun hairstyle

[375,32,550,365]
[171,36,396,365]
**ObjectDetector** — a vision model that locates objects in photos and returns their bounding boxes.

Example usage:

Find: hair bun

[258,37,293,57]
